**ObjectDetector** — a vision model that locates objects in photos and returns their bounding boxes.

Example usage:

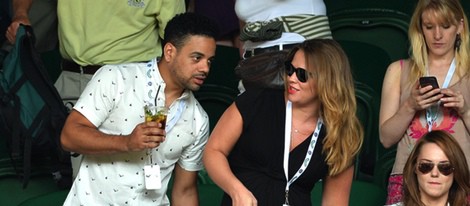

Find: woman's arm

[203,103,257,206]
[321,166,354,206]
[378,60,441,148]
[379,61,415,148]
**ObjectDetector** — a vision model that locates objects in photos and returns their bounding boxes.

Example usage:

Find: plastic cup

[144,105,168,129]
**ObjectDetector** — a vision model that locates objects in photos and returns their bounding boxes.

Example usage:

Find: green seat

[194,84,238,132]
[329,8,410,62]
[198,183,224,205]
[339,40,391,94]
[373,147,397,191]
[353,82,380,182]
[18,190,68,206]
[325,0,417,16]
[198,168,215,185]
[311,180,386,205]
[0,175,64,206]
[205,45,240,92]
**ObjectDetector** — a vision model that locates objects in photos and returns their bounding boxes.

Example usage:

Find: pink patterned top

[391,59,470,175]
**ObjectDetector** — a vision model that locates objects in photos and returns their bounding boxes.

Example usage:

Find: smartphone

[419,76,439,89]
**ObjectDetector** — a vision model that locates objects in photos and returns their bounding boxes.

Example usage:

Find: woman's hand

[230,187,258,206]
[440,88,467,115]
[407,83,443,111]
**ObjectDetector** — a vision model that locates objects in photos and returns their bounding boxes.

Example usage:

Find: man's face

[169,36,216,91]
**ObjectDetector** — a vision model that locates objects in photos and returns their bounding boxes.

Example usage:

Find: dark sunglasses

[417,162,454,176]
[285,62,308,83]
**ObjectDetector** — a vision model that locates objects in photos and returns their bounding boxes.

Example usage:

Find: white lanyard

[425,58,455,132]
[283,101,322,205]
[146,60,186,133]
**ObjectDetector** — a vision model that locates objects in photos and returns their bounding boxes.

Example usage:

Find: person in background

[379,0,470,204]
[4,0,58,53]
[203,39,363,205]
[55,0,185,107]
[60,12,218,205]
[234,0,332,92]
[393,130,470,206]
[188,0,241,48]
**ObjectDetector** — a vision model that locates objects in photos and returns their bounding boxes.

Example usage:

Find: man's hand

[127,121,166,151]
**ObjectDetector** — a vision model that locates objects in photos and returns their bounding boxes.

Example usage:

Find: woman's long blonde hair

[286,39,364,176]
[408,0,470,84]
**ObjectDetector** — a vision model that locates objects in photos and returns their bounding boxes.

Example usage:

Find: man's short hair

[163,12,219,50]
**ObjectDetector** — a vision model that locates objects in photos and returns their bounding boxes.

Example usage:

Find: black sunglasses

[285,62,308,83]
[417,162,454,176]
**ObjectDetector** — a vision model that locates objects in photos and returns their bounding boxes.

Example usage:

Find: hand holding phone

[419,76,439,89]
[419,76,443,99]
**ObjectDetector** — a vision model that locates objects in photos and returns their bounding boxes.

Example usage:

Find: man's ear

[163,43,175,62]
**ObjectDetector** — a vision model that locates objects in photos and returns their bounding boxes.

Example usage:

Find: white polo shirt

[63,58,209,206]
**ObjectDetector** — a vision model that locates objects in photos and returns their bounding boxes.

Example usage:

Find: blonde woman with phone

[379,0,470,204]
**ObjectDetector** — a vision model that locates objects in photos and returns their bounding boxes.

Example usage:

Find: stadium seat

[17,189,68,206]
[339,40,391,94]
[194,84,238,132]
[353,82,380,182]
[329,8,411,62]
[205,45,240,92]
[0,175,64,206]
[326,0,416,16]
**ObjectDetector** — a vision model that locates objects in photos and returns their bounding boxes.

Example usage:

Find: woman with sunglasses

[379,0,470,204]
[394,130,470,206]
[203,39,363,205]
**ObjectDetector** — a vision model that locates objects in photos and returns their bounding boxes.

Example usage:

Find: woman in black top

[203,39,363,206]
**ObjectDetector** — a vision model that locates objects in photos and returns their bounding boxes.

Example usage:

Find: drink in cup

[144,105,168,129]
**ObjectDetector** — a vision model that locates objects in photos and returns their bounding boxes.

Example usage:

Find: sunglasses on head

[417,162,454,176]
[285,62,309,83]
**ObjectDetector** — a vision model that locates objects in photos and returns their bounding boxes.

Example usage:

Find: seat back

[339,40,391,94]
[326,0,417,16]
[329,8,411,62]
[194,84,238,132]
[353,82,380,182]
[205,45,240,92]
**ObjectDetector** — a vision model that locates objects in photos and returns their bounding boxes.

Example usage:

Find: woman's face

[416,143,454,203]
[286,50,319,105]
[421,10,462,58]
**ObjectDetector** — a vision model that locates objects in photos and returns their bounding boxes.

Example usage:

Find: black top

[221,89,328,206]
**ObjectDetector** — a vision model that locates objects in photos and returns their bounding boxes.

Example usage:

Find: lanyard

[425,58,455,132]
[146,59,186,133]
[283,101,322,205]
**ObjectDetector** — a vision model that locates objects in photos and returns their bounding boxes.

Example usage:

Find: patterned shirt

[63,58,209,205]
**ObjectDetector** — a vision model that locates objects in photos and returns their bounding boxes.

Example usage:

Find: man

[60,12,218,205]
[56,0,185,177]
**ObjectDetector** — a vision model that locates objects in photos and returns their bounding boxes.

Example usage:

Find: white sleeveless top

[235,0,327,49]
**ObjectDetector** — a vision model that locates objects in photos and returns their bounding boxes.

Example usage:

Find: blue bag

[0,25,72,189]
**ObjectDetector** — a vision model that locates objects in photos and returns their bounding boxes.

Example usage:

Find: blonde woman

[203,39,363,205]
[379,0,470,204]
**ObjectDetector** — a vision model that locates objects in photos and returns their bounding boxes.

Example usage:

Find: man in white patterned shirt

[60,13,218,205]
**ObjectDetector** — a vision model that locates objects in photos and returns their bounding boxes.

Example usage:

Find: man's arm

[61,110,166,155]
[171,164,199,206]
[6,0,32,43]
